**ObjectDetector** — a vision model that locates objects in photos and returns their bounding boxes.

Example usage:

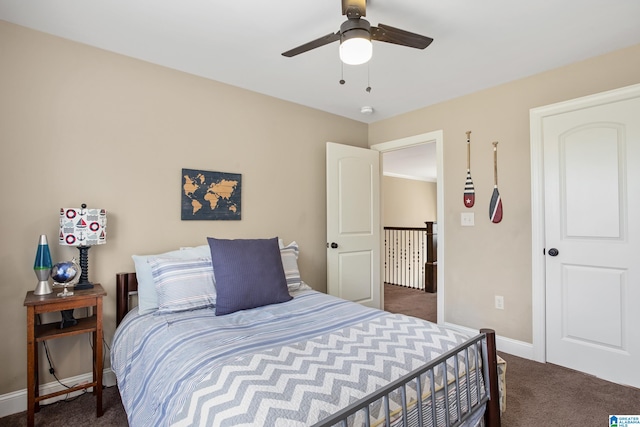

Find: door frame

[371,130,445,323]
[529,82,640,363]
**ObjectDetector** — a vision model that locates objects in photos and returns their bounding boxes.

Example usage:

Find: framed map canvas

[181,168,242,220]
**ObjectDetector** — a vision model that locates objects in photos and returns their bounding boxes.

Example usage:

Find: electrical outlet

[461,212,475,226]
[495,295,504,310]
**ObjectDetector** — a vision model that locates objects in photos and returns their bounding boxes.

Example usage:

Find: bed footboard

[480,328,501,426]
[312,329,501,427]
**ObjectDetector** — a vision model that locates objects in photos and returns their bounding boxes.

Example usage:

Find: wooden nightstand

[23,284,106,427]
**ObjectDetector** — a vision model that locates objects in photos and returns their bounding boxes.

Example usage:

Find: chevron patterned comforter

[112,289,485,426]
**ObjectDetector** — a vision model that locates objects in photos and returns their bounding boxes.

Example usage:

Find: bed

[111,238,502,427]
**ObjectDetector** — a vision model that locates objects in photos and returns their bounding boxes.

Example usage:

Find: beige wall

[3,17,640,400]
[382,176,436,227]
[370,43,640,343]
[0,21,368,395]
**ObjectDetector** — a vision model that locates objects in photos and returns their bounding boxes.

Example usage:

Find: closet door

[542,89,640,388]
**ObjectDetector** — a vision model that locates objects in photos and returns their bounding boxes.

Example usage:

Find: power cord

[69,307,111,390]
[87,312,111,385]
[37,313,89,403]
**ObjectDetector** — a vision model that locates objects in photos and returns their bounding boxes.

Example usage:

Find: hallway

[383,283,437,323]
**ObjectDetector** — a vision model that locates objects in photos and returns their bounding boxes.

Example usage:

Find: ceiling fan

[281,0,433,65]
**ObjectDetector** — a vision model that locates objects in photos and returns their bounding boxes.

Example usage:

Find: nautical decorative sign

[181,168,242,220]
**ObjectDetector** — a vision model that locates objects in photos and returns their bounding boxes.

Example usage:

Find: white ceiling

[1,1,639,126]
[2,1,639,180]
[383,143,437,182]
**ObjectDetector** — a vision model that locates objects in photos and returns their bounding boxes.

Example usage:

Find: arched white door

[533,84,640,388]
[326,142,381,308]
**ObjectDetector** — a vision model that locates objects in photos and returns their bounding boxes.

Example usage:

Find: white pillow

[132,244,211,314]
[149,257,216,313]
[280,241,303,291]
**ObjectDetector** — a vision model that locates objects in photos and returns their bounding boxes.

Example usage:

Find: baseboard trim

[0,369,116,418]
[443,322,535,360]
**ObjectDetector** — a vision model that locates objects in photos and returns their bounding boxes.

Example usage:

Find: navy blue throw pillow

[207,237,292,316]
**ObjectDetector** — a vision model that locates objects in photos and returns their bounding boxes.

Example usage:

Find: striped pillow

[280,241,302,290]
[149,257,216,313]
[133,244,211,314]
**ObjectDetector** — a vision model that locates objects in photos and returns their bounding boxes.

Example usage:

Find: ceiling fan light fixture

[339,28,372,65]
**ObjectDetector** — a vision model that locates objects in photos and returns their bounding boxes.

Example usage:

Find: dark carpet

[0,386,126,426]
[384,283,437,323]
[2,285,637,426]
[499,352,640,426]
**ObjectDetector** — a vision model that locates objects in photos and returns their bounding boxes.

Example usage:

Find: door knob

[548,248,559,256]
[329,242,338,249]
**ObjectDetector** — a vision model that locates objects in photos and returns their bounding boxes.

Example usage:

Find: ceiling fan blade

[371,23,433,49]
[342,0,366,17]
[281,32,341,57]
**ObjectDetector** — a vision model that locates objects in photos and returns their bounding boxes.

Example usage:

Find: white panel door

[326,142,381,308]
[543,95,640,387]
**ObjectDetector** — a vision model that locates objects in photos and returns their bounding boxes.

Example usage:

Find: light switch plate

[461,212,475,226]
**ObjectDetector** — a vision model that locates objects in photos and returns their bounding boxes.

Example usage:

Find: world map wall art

[181,168,242,220]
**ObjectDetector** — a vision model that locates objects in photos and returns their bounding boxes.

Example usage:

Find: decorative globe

[50,258,81,286]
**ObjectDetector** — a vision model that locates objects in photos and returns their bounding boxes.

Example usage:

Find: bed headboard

[116,272,139,326]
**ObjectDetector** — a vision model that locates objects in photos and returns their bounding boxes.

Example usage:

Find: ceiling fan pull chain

[366,63,372,92]
[339,61,346,85]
